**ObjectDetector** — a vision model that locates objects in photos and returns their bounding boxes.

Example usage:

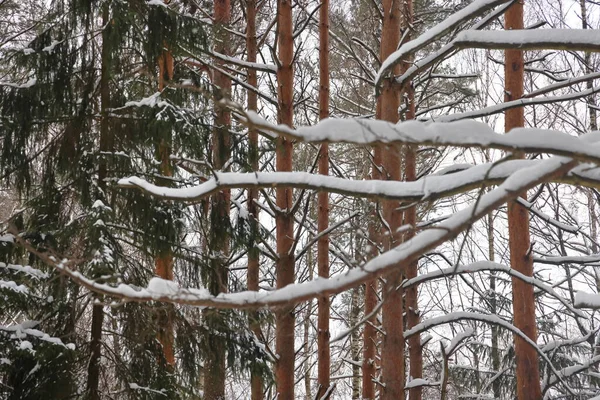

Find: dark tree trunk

[246,0,263,397]
[204,0,231,397]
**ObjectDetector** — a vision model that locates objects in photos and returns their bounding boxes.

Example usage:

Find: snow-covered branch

[454,29,600,51]
[28,155,578,308]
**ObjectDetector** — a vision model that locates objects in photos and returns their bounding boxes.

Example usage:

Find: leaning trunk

[505,2,542,399]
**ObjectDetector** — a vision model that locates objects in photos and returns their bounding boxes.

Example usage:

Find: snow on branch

[542,355,600,393]
[119,160,533,203]
[208,50,277,73]
[432,84,600,122]
[0,262,48,279]
[574,291,600,309]
[1,321,76,349]
[394,2,514,90]
[454,29,600,51]
[241,111,600,164]
[402,261,585,318]
[26,155,578,308]
[375,0,513,87]
[404,311,575,395]
[535,254,600,265]
[120,159,600,218]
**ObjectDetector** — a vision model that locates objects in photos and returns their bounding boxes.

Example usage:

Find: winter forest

[3,0,600,398]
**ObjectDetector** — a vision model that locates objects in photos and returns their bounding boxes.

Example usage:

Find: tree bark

[204,0,231,397]
[580,0,598,132]
[87,5,112,398]
[398,2,421,399]
[363,85,382,400]
[246,0,263,397]
[488,212,502,399]
[275,0,295,397]
[379,0,404,398]
[350,286,361,399]
[505,2,542,399]
[317,0,331,395]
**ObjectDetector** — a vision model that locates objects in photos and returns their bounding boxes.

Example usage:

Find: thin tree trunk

[246,0,263,397]
[363,95,382,400]
[488,212,502,399]
[361,267,378,399]
[505,2,542,399]
[581,3,600,369]
[305,244,314,400]
[275,0,295,396]
[87,5,111,398]
[204,0,231,397]
[580,0,598,133]
[317,0,331,394]
[350,286,361,399]
[380,0,404,397]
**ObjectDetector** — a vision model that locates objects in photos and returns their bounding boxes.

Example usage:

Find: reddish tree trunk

[505,2,542,399]
[246,0,263,397]
[275,0,295,397]
[399,2,422,399]
[204,0,231,397]
[316,0,331,396]
[363,100,382,400]
[379,0,404,398]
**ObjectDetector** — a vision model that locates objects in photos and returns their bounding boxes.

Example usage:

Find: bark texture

[317,0,331,395]
[379,0,404,398]
[275,0,296,397]
[363,80,383,400]
[505,2,542,399]
[398,2,422,399]
[204,0,231,397]
[246,0,263,397]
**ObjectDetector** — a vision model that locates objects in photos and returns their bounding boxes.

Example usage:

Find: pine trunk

[505,2,542,399]
[246,0,263,397]
[317,0,331,394]
[204,0,231,397]
[363,66,383,400]
[399,2,421,399]
[379,0,404,398]
[276,0,296,397]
